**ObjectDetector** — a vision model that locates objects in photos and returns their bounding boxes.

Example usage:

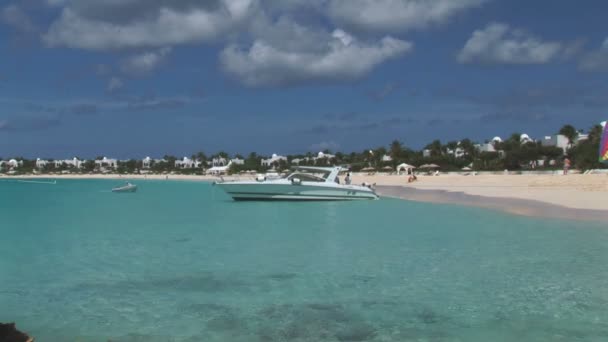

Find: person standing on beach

[345,172,351,185]
[563,157,571,175]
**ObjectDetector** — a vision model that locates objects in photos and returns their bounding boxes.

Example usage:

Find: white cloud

[1,4,37,33]
[43,0,257,50]
[107,77,124,92]
[327,0,488,33]
[221,28,412,86]
[121,47,172,75]
[579,38,608,72]
[41,0,488,87]
[457,23,564,64]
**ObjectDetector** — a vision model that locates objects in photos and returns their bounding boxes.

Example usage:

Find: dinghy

[112,182,137,193]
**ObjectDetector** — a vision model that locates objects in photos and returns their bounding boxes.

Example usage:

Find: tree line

[1,123,605,175]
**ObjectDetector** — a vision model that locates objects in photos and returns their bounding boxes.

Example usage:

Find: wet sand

[376,185,608,222]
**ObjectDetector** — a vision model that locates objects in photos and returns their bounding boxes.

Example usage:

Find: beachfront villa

[142,157,152,169]
[422,149,431,158]
[175,157,203,169]
[206,161,232,175]
[36,158,50,169]
[475,143,496,153]
[446,145,466,159]
[211,157,227,167]
[314,152,335,164]
[95,157,118,171]
[520,133,534,144]
[142,157,168,169]
[261,154,287,167]
[230,158,244,165]
[541,134,569,153]
[291,157,306,165]
[54,157,84,169]
[382,155,393,162]
[8,159,22,169]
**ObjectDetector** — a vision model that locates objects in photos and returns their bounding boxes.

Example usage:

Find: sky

[1,0,607,159]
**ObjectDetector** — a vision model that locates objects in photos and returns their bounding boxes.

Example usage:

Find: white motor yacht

[215,166,378,201]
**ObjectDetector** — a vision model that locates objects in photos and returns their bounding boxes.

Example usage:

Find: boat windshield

[286,172,327,183]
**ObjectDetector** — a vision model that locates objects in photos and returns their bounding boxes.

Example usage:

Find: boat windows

[287,173,326,182]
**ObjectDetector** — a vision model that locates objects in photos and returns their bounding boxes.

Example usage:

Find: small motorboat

[112,182,137,193]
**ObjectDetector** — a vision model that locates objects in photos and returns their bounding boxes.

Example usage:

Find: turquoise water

[1,179,608,341]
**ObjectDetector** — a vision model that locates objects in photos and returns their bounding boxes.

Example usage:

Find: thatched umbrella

[419,163,440,169]
[361,167,375,172]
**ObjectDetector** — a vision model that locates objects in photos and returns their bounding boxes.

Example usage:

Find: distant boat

[600,121,608,164]
[112,182,137,193]
[215,166,378,201]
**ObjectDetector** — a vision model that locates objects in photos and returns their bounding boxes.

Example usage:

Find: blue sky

[1,0,607,158]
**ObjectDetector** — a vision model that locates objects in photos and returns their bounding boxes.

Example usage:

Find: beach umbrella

[461,167,472,171]
[382,166,393,171]
[419,164,440,169]
[361,167,375,171]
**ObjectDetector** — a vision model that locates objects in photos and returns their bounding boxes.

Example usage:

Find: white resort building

[54,157,84,169]
[175,157,203,169]
[95,157,118,170]
[211,157,228,167]
[36,158,50,169]
[520,133,534,144]
[230,158,244,165]
[261,154,287,167]
[541,134,569,153]
[313,152,335,164]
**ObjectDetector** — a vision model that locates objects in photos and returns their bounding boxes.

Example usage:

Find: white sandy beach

[355,173,608,211]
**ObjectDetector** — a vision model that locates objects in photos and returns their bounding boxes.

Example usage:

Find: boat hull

[112,186,137,193]
[216,182,378,201]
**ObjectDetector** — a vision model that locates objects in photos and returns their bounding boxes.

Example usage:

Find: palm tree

[559,124,578,146]
[389,140,402,161]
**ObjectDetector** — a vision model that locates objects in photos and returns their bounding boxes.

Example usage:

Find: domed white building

[520,133,533,144]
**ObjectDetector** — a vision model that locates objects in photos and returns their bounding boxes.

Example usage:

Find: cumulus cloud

[457,23,564,64]
[327,0,488,33]
[221,28,412,86]
[40,0,488,87]
[43,0,257,50]
[579,38,608,72]
[121,47,172,75]
[1,4,37,33]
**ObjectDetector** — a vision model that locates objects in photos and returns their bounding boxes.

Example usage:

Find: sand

[354,173,608,212]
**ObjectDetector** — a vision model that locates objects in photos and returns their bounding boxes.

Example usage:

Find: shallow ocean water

[1,179,608,341]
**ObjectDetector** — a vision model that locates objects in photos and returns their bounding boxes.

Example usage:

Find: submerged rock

[0,323,34,342]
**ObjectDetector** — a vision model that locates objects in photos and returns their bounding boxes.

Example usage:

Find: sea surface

[1,179,607,341]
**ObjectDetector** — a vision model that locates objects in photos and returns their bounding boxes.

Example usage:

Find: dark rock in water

[0,323,33,342]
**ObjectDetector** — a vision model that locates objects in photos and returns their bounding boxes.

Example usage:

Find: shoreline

[3,173,607,222]
[376,185,608,222]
